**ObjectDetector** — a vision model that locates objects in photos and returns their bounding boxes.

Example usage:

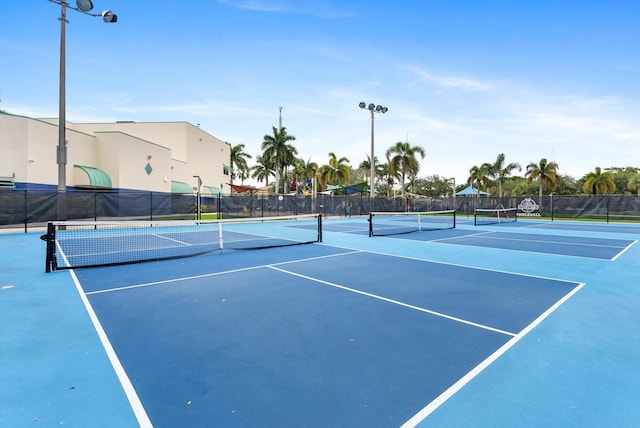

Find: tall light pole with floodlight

[49,0,117,220]
[359,102,388,200]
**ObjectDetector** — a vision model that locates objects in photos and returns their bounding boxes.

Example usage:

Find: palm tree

[489,153,521,197]
[358,155,372,180]
[261,126,297,193]
[359,154,383,178]
[374,156,395,197]
[378,157,395,197]
[250,154,275,187]
[361,154,389,192]
[386,141,425,200]
[229,143,252,186]
[292,158,318,194]
[318,152,350,190]
[582,167,616,195]
[525,158,559,203]
[467,164,491,196]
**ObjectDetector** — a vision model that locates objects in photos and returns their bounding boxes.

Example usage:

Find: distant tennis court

[326,215,636,260]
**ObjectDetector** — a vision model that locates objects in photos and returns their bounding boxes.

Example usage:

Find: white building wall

[185,124,230,191]
[0,114,28,181]
[95,131,173,192]
[76,122,190,161]
[170,159,191,189]
[0,113,231,193]
[66,128,99,181]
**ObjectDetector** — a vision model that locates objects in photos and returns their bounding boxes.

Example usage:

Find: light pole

[448,177,456,211]
[193,175,201,220]
[50,0,117,220]
[359,102,388,200]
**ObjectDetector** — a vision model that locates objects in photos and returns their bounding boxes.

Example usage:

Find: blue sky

[1,0,639,186]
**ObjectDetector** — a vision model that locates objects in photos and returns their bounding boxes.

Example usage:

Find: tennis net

[43,214,322,271]
[474,208,518,225]
[369,210,456,237]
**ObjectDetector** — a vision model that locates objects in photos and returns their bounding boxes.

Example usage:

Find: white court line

[400,281,586,428]
[429,231,494,242]
[85,264,265,295]
[612,240,637,261]
[433,232,631,262]
[68,269,153,428]
[85,250,365,295]
[457,233,630,249]
[331,227,369,233]
[378,233,625,262]
[268,265,517,337]
[319,243,581,285]
[153,232,193,246]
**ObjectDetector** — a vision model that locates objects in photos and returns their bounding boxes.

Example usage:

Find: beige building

[0,112,230,195]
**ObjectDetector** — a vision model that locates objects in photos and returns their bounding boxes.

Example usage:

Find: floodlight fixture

[102,10,117,23]
[359,101,366,109]
[76,0,94,12]
[368,103,375,111]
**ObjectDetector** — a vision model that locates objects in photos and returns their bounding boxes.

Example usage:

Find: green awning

[171,180,194,194]
[203,185,221,195]
[326,184,344,191]
[73,164,112,188]
[345,182,368,194]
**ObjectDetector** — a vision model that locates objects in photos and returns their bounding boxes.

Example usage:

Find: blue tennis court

[73,242,581,427]
[325,218,636,260]
[2,216,639,427]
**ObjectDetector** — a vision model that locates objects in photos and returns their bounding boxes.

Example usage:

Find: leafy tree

[554,175,579,195]
[386,141,425,200]
[411,175,453,197]
[607,167,640,194]
[229,143,252,185]
[261,126,297,193]
[525,158,559,202]
[511,178,536,196]
[627,172,640,197]
[318,152,350,190]
[582,167,616,195]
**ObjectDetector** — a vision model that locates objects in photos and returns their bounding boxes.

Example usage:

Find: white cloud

[112,103,211,115]
[217,0,355,18]
[402,65,492,92]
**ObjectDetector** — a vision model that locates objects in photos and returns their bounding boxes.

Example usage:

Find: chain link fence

[1,189,638,232]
